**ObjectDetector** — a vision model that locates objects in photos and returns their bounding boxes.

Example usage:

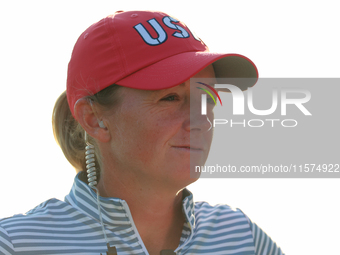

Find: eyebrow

[156,82,185,93]
[149,82,186,98]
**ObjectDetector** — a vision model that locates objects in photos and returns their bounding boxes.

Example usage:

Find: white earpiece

[98,120,106,128]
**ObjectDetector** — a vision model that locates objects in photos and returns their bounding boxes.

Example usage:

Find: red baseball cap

[67,10,258,118]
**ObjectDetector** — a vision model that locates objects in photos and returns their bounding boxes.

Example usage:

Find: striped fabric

[0,173,284,255]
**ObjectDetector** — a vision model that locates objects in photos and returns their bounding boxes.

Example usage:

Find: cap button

[84,33,89,39]
[131,13,138,18]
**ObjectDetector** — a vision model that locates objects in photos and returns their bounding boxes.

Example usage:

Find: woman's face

[103,65,216,189]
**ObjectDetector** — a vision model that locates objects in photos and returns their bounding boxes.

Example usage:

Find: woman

[0,10,284,255]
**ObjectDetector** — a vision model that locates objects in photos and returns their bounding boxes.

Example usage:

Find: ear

[74,98,111,143]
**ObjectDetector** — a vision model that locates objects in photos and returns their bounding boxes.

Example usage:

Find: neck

[97,168,185,218]
[96,168,186,254]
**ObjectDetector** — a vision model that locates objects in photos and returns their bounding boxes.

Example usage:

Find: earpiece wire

[85,131,110,245]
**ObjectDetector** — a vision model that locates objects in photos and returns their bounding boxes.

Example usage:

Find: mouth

[172,146,203,152]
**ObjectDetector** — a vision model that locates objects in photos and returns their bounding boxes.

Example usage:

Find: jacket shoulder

[0,198,75,229]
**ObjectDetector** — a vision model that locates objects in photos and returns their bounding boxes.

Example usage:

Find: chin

[175,166,201,188]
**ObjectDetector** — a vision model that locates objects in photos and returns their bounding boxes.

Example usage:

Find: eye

[207,97,216,105]
[204,94,217,106]
[161,94,179,101]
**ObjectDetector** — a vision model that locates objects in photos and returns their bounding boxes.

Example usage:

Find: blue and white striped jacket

[0,173,284,254]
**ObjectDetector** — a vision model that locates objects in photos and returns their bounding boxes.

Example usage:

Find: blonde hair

[52,85,121,175]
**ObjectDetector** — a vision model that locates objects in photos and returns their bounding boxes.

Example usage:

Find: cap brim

[116,51,258,91]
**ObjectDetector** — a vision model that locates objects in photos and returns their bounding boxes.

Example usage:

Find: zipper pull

[100,243,117,255]
[160,250,175,255]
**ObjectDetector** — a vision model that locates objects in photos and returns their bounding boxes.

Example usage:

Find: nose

[183,94,213,133]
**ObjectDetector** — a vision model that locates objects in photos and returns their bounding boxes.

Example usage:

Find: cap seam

[104,15,127,80]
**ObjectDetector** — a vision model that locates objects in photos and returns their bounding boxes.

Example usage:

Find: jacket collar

[64,172,195,230]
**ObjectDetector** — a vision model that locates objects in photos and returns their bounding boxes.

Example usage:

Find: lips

[172,145,203,151]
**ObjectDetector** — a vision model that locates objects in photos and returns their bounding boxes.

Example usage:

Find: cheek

[115,110,181,156]
[145,105,185,134]
[140,114,181,146]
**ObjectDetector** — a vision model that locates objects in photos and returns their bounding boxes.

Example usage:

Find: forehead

[119,83,186,99]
